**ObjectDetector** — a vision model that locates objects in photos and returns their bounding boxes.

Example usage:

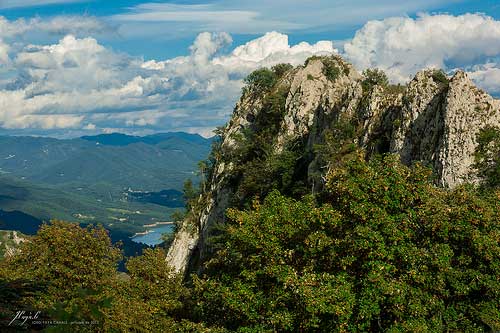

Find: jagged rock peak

[167,55,500,274]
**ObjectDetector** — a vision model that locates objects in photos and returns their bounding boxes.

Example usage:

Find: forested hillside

[0,132,211,237]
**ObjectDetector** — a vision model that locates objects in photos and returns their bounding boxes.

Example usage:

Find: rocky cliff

[166,56,500,274]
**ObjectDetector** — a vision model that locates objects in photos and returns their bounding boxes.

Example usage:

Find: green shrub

[243,68,277,94]
[431,69,449,86]
[0,221,122,330]
[271,63,293,77]
[323,60,341,81]
[362,68,389,92]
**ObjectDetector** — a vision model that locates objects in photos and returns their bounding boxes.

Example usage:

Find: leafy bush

[362,68,389,91]
[431,69,449,86]
[243,68,278,94]
[323,61,341,81]
[271,63,293,77]
[0,221,122,330]
[0,223,223,332]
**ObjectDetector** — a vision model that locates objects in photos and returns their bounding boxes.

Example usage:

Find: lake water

[131,224,174,246]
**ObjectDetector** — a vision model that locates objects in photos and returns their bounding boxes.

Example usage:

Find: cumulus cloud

[14,35,138,93]
[214,32,335,71]
[343,13,500,90]
[0,15,111,65]
[0,26,335,136]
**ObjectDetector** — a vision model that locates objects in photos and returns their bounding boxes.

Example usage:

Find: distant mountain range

[0,132,212,192]
[0,132,212,241]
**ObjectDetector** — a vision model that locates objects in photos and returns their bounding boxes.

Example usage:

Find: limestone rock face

[389,70,500,187]
[390,69,448,165]
[437,71,500,187]
[165,226,198,272]
[167,56,500,274]
[278,58,362,146]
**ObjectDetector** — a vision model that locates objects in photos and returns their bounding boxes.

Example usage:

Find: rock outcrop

[167,56,500,274]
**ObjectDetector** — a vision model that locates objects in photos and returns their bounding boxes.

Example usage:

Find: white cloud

[14,35,136,94]
[114,4,259,24]
[343,13,500,87]
[0,27,335,135]
[190,32,233,64]
[0,15,107,37]
[0,15,111,65]
[468,63,500,95]
[214,32,335,71]
[30,15,111,35]
[4,114,84,129]
[112,3,302,35]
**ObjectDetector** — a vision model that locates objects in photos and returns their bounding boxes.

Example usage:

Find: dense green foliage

[192,155,500,332]
[243,68,278,94]
[0,222,220,332]
[0,221,121,331]
[242,64,293,95]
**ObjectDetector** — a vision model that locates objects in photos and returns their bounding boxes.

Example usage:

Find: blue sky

[0,1,499,137]
[2,0,499,59]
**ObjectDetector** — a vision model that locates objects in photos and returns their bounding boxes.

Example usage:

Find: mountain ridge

[81,132,211,146]
[0,132,211,192]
